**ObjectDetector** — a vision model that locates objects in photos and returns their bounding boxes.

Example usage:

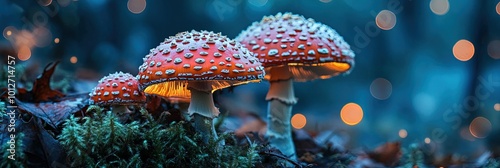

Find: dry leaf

[368,141,402,166]
[16,94,89,128]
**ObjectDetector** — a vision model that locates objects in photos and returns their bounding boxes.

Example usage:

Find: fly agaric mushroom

[236,12,355,159]
[89,72,146,121]
[137,30,265,142]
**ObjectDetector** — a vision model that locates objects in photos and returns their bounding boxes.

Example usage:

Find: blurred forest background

[1,0,500,159]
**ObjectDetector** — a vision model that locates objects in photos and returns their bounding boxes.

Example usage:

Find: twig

[259,150,302,168]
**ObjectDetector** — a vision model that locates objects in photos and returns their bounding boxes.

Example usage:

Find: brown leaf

[368,141,402,166]
[30,61,64,102]
[5,61,88,129]
[16,94,89,128]
[12,61,64,102]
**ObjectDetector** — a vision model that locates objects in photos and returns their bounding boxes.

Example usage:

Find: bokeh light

[487,40,500,59]
[248,0,268,7]
[497,2,500,15]
[127,0,147,14]
[39,0,52,6]
[70,56,78,64]
[376,10,396,30]
[370,78,393,100]
[3,26,15,39]
[291,113,307,129]
[319,0,332,3]
[452,39,475,61]
[430,0,449,15]
[469,117,492,138]
[340,103,363,126]
[495,103,500,111]
[424,137,431,144]
[399,129,407,138]
[54,38,60,44]
[18,45,31,61]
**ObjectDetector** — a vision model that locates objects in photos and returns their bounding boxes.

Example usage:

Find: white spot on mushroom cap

[165,69,175,75]
[184,53,194,58]
[268,49,279,56]
[195,58,205,64]
[194,66,203,70]
[174,58,182,64]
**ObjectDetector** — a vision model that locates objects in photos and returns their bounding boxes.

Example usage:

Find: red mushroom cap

[89,72,146,106]
[236,12,355,81]
[137,30,265,99]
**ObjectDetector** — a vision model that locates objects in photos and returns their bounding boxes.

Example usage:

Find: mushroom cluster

[86,12,354,162]
[137,30,265,142]
[236,12,355,159]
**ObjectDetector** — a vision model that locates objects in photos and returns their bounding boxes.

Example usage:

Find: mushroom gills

[265,62,352,82]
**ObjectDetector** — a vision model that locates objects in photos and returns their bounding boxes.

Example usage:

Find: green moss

[0,101,6,121]
[484,158,500,168]
[401,143,425,168]
[58,106,260,167]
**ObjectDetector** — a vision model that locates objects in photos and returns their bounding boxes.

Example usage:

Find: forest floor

[1,62,499,168]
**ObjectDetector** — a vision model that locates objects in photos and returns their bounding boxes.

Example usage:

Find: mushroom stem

[111,105,133,123]
[187,81,220,143]
[265,65,297,159]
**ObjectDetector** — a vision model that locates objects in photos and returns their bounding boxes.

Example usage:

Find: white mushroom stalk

[265,65,297,159]
[111,105,134,122]
[187,81,220,142]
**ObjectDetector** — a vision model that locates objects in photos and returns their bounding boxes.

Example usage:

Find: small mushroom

[89,72,146,122]
[236,12,355,159]
[137,30,265,142]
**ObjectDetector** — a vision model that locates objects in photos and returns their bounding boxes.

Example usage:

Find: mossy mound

[58,106,260,168]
